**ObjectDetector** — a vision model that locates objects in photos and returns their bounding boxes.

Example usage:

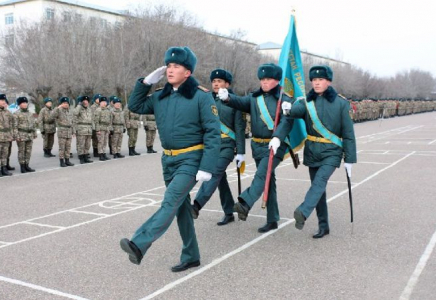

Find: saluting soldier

[217,63,292,233]
[37,97,56,157]
[50,97,75,167]
[276,65,357,238]
[191,69,246,226]
[90,94,101,157]
[13,97,37,173]
[0,94,14,176]
[123,104,141,156]
[110,96,126,158]
[94,96,112,161]
[73,95,93,164]
[120,46,220,272]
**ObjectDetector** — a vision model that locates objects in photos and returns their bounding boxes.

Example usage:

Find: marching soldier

[276,65,357,238]
[94,96,112,161]
[90,94,101,157]
[50,97,75,167]
[13,97,37,173]
[191,69,246,225]
[124,104,141,156]
[110,96,126,158]
[120,46,220,272]
[37,97,56,157]
[73,95,93,164]
[0,94,14,176]
[143,114,157,153]
[217,63,292,233]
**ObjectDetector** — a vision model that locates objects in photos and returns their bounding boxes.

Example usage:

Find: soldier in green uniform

[217,63,292,233]
[50,97,75,167]
[110,96,126,158]
[13,97,37,173]
[94,97,112,161]
[275,65,357,238]
[190,69,246,226]
[73,95,93,164]
[124,104,141,156]
[0,94,14,176]
[120,46,220,272]
[37,97,56,158]
[143,114,157,153]
[90,94,101,158]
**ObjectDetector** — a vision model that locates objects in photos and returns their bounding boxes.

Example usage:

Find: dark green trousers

[239,156,281,223]
[195,157,234,215]
[298,165,336,230]
[131,173,200,264]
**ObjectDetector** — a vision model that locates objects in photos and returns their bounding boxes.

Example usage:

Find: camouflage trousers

[0,141,9,166]
[92,130,98,149]
[108,133,112,150]
[127,128,138,147]
[8,142,12,159]
[58,137,72,159]
[76,135,91,155]
[43,133,55,150]
[17,140,33,164]
[111,133,123,154]
[97,131,109,154]
[145,130,156,148]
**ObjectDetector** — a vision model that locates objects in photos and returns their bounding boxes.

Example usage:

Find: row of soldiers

[0,93,158,176]
[349,99,436,122]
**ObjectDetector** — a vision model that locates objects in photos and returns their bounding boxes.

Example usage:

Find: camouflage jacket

[142,114,156,130]
[123,107,141,129]
[94,107,112,132]
[111,108,125,133]
[73,105,93,136]
[0,106,14,142]
[49,107,74,138]
[90,103,99,130]
[13,109,37,141]
[37,106,56,133]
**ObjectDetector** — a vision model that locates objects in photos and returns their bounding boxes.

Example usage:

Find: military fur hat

[92,94,102,103]
[77,95,90,103]
[16,97,29,105]
[210,69,233,84]
[0,94,8,104]
[110,96,121,103]
[59,97,70,104]
[44,97,53,103]
[309,65,333,81]
[164,46,197,73]
[257,63,283,81]
[100,96,108,103]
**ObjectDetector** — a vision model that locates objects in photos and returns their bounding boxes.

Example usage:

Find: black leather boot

[129,147,135,156]
[84,154,93,163]
[104,153,111,160]
[65,158,74,166]
[25,164,35,172]
[20,164,27,173]
[6,159,15,171]
[60,159,67,167]
[117,153,125,158]
[1,166,12,176]
[79,155,85,164]
[43,149,50,157]
[133,147,141,155]
[93,148,99,157]
[99,154,105,161]
[48,149,56,157]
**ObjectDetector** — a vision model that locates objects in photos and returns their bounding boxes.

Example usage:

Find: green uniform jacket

[94,107,112,132]
[226,85,291,160]
[13,109,37,141]
[128,76,221,174]
[275,86,357,168]
[73,105,93,136]
[123,107,141,129]
[111,108,126,134]
[0,106,14,142]
[212,90,246,160]
[37,106,56,134]
[49,107,74,138]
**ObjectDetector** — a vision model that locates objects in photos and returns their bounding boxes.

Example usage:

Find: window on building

[62,11,71,22]
[5,13,14,25]
[5,34,14,47]
[46,8,55,20]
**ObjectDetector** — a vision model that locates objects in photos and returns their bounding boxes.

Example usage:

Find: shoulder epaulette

[338,94,348,100]
[197,85,209,92]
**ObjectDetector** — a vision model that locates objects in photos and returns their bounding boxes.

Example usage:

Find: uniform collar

[307,86,337,102]
[252,84,281,99]
[159,76,199,100]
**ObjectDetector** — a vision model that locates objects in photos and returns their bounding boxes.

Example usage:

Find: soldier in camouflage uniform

[13,97,37,173]
[143,114,157,153]
[50,97,75,167]
[90,94,101,157]
[110,96,126,158]
[94,96,112,161]
[73,95,93,164]
[0,94,14,176]
[108,98,115,155]
[124,104,141,156]
[37,97,56,158]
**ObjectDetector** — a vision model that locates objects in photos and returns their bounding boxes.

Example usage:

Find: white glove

[344,163,353,177]
[282,101,292,115]
[218,88,229,101]
[144,66,167,85]
[196,170,212,182]
[268,137,281,155]
[235,154,245,168]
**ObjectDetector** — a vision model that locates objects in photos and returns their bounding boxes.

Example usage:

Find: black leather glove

[144,125,149,131]
[110,130,114,135]
[41,131,45,135]
[123,128,126,133]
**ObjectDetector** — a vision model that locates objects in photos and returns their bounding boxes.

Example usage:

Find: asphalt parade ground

[1,112,436,300]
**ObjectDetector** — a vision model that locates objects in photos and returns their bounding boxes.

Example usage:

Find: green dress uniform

[127,70,220,265]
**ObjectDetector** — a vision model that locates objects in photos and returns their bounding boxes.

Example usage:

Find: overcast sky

[33,0,436,77]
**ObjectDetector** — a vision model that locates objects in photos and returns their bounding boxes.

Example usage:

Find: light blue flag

[8,103,18,113]
[278,14,307,152]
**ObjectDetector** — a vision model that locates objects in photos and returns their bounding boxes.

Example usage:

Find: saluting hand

[144,66,167,85]
[217,88,229,102]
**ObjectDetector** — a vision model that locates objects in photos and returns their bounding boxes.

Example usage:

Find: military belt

[252,137,272,143]
[112,123,124,126]
[46,121,55,124]
[163,144,204,156]
[0,128,11,132]
[78,122,92,125]
[99,122,109,125]
[58,125,72,128]
[307,135,332,144]
[18,128,34,133]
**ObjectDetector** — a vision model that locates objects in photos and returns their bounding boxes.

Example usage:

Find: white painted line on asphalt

[362,126,424,144]
[399,228,436,300]
[428,139,436,145]
[0,275,89,300]
[358,161,391,165]
[385,141,390,144]
[22,221,66,229]
[0,241,11,245]
[275,177,348,184]
[139,151,416,300]
[69,210,109,217]
[407,142,412,145]
[383,150,390,154]
[357,126,412,139]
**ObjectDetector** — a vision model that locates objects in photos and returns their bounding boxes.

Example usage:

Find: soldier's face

[311,78,331,94]
[46,102,52,108]
[114,102,121,109]
[166,63,191,88]
[0,100,6,107]
[212,79,229,93]
[19,103,28,109]
[61,102,69,109]
[82,100,89,107]
[260,78,279,93]
[96,99,100,104]
[100,101,107,107]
